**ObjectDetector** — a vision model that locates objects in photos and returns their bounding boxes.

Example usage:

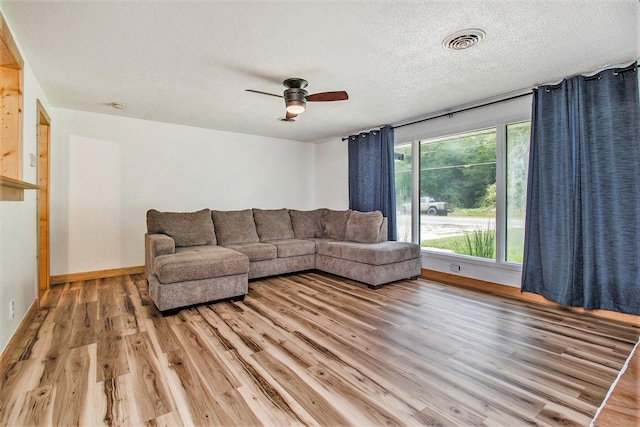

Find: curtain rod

[393,91,532,129]
[341,91,532,141]
[545,62,637,91]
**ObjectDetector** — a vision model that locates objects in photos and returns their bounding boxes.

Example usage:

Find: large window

[394,145,412,243]
[419,128,497,259]
[505,122,530,263]
[395,120,530,265]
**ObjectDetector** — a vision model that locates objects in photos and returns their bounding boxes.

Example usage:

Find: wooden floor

[592,339,639,427]
[1,272,638,426]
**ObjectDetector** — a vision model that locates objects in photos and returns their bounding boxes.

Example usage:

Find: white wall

[0,9,54,354]
[316,137,349,209]
[50,109,318,276]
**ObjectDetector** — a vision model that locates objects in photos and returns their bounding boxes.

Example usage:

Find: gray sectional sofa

[145,208,421,312]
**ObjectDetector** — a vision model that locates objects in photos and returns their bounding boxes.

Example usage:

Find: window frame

[395,106,531,285]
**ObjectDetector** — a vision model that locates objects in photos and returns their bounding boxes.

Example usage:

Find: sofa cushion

[302,237,338,245]
[345,210,384,243]
[147,209,216,247]
[153,246,249,284]
[315,241,420,266]
[253,208,295,241]
[224,242,277,262]
[211,209,260,245]
[266,239,316,258]
[175,245,219,254]
[289,209,325,238]
[322,209,352,240]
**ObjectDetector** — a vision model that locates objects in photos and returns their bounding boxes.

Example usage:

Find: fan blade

[285,111,298,120]
[245,89,283,98]
[306,91,349,102]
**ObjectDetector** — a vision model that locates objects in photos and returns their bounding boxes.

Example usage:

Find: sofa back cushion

[253,208,295,241]
[289,209,325,238]
[211,209,260,245]
[322,209,352,240]
[344,210,384,243]
[147,208,216,247]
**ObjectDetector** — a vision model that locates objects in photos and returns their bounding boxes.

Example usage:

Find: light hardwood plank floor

[592,338,639,427]
[0,272,638,426]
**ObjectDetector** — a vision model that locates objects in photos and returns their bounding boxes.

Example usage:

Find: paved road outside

[396,214,524,242]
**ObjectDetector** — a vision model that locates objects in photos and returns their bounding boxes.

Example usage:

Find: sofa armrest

[378,218,388,242]
[145,233,176,279]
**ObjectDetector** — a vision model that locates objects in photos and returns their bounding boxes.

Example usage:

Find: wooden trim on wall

[50,266,145,285]
[420,268,640,326]
[0,10,25,200]
[37,99,51,294]
[0,11,23,69]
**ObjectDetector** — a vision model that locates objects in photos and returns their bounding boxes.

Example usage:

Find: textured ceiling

[1,0,638,143]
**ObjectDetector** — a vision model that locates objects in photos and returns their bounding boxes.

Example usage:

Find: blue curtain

[348,125,397,240]
[522,64,640,315]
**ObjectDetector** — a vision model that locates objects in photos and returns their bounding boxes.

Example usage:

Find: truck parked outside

[401,196,453,216]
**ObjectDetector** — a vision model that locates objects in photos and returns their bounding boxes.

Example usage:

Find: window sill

[421,248,523,272]
[0,175,39,201]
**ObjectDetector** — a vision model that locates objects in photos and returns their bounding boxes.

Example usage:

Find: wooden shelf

[0,175,39,189]
[0,175,39,201]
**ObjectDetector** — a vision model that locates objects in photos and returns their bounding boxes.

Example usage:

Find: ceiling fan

[246,78,348,121]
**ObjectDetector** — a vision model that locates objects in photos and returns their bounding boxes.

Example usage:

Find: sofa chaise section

[145,209,250,311]
[149,245,249,311]
[314,209,421,288]
[315,241,421,288]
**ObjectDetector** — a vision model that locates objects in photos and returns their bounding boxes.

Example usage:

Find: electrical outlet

[30,153,37,168]
[10,299,15,320]
[450,264,461,272]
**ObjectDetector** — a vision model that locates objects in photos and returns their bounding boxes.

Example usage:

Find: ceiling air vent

[443,29,486,51]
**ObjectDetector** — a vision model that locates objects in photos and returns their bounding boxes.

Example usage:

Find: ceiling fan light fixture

[246,78,348,120]
[286,101,306,115]
[284,87,307,115]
